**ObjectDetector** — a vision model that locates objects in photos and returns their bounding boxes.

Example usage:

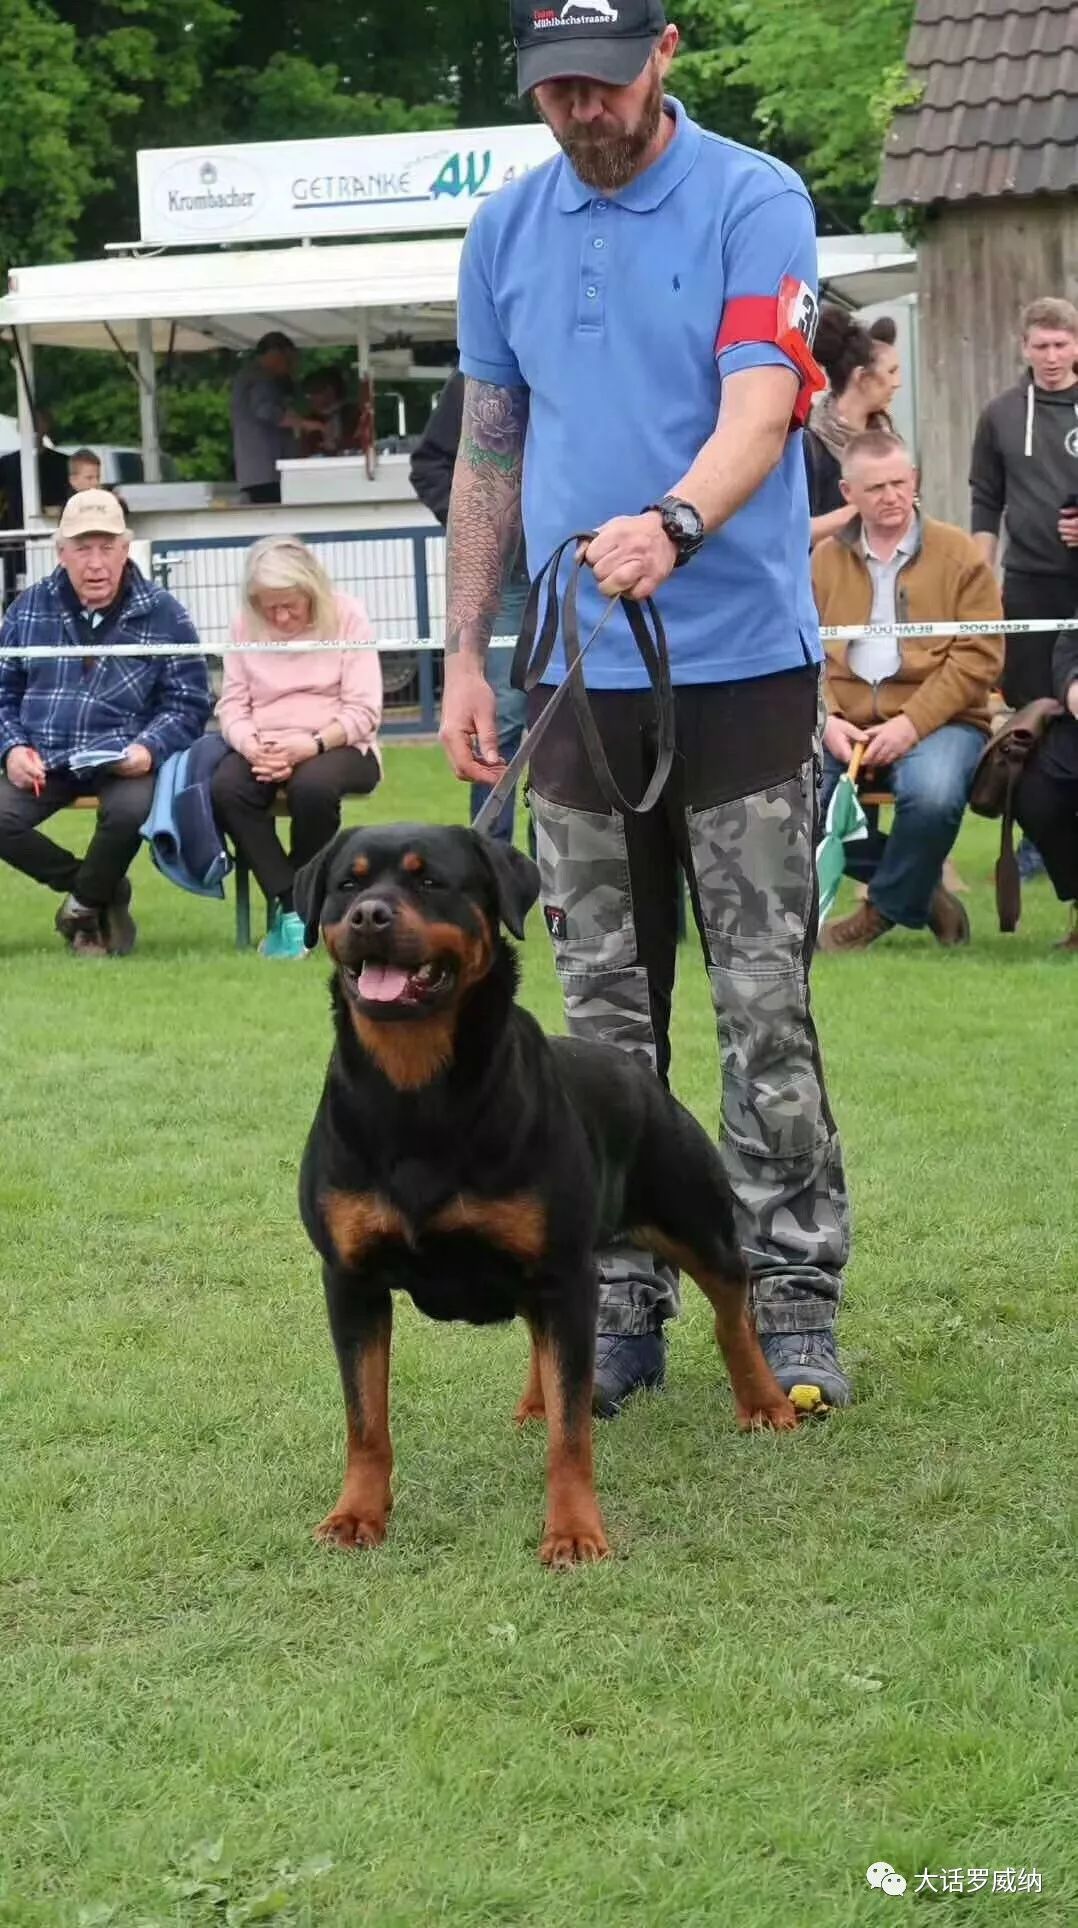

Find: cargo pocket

[688,768,827,1160]
[531,791,655,1062]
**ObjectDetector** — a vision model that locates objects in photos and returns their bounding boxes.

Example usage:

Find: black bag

[968,698,1064,931]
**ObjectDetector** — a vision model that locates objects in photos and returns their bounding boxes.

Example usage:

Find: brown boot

[818,899,893,953]
[1054,904,1078,953]
[927,885,971,947]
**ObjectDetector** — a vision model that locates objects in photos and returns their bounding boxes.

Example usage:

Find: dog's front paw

[539,1518,610,1568]
[735,1396,799,1432]
[314,1505,389,1550]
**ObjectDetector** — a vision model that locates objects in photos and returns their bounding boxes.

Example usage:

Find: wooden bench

[70,792,272,950]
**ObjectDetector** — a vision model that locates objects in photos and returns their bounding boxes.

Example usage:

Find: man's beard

[543,63,664,192]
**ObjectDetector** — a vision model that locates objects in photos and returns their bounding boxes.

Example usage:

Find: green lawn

[1,747,1074,1927]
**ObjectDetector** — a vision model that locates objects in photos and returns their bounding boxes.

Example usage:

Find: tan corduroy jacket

[812,515,1004,738]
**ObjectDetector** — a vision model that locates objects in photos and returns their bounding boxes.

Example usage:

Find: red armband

[715,275,826,429]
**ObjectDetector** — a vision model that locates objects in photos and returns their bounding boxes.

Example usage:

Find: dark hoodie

[970,375,1078,578]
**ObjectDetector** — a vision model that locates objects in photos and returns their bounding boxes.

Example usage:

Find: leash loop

[472,534,674,834]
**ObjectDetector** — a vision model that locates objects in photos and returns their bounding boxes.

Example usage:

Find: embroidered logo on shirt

[532,1,619,23]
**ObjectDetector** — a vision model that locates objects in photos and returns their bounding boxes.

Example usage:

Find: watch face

[663,498,703,543]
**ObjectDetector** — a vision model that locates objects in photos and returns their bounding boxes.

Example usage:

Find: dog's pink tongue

[357,962,410,1002]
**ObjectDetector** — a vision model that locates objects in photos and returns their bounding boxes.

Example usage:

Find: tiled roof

[876,0,1078,206]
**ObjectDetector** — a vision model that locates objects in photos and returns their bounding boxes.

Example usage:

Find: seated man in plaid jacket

[0,491,211,956]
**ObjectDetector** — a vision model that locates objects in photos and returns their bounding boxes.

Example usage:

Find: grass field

[1,745,1074,1927]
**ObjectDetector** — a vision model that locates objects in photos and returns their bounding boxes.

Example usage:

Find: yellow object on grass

[789,1383,829,1415]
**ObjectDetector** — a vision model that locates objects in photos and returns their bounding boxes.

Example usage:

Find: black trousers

[0,769,155,907]
[211,746,380,901]
[1002,571,1078,709]
[1015,742,1078,904]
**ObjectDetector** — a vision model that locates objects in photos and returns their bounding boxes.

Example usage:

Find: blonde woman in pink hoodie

[213,536,382,958]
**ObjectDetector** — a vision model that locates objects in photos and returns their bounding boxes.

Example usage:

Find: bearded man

[438,2,853,1415]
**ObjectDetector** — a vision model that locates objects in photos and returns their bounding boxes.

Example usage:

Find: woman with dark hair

[805,309,901,545]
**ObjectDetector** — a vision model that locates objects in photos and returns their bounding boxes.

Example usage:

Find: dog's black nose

[349,896,394,932]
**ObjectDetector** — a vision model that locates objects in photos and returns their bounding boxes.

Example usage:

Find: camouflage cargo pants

[527,667,850,1338]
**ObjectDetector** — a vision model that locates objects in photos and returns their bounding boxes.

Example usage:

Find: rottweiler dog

[295,823,797,1568]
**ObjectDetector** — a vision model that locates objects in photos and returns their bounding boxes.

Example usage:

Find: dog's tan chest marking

[323,1188,548,1268]
[430,1192,547,1262]
[323,1190,411,1267]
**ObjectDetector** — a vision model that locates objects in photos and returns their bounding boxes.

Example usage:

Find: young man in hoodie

[970,297,1078,711]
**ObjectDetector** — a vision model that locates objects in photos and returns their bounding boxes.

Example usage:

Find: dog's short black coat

[296,823,797,1567]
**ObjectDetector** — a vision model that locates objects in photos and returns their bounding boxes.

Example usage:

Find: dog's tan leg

[514,1327,546,1424]
[697,1270,798,1431]
[630,1225,796,1431]
[315,1293,394,1549]
[531,1319,609,1568]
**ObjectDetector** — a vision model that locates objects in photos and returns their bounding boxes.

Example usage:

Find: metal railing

[148,526,447,733]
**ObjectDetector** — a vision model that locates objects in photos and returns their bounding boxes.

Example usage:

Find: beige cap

[57,489,128,540]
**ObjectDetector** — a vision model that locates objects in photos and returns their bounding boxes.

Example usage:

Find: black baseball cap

[513,0,667,96]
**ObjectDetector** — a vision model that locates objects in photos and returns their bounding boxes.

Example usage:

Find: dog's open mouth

[345,957,455,1009]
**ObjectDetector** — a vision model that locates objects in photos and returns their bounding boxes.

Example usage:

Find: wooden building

[876,0,1078,525]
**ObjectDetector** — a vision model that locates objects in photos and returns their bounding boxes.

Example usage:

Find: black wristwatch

[644,495,706,567]
[314,733,326,756]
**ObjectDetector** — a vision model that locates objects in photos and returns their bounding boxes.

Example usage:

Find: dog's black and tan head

[295,825,540,1087]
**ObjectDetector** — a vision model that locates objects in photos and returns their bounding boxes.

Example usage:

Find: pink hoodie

[217,592,382,762]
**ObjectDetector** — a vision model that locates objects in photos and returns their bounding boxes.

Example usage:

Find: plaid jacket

[0,565,212,771]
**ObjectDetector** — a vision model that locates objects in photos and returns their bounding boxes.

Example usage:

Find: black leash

[471,533,674,836]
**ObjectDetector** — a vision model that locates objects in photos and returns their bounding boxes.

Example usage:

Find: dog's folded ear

[475,834,541,940]
[294,829,355,950]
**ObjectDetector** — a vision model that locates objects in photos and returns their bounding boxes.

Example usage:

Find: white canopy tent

[0,229,917,515]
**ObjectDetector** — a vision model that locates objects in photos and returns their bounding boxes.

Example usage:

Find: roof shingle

[876,0,1078,206]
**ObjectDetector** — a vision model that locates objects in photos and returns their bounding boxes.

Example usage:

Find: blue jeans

[469,584,528,844]
[820,723,985,929]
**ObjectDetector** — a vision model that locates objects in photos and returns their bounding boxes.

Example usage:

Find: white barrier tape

[0,617,1075,659]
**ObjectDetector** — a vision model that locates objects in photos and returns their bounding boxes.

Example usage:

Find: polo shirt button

[585,286,598,298]
[593,238,605,249]
[595,200,607,211]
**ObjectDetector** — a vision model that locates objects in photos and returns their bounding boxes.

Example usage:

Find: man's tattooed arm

[444,378,529,662]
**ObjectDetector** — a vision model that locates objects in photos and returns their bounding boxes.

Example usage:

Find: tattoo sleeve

[444,377,529,661]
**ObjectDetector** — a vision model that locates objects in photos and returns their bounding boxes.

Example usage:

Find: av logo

[429,150,493,200]
[1065,424,1078,458]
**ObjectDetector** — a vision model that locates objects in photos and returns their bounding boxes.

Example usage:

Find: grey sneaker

[592,1331,666,1419]
[758,1330,852,1409]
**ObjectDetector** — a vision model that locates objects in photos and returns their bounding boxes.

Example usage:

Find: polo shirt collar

[554,96,701,213]
[861,512,920,564]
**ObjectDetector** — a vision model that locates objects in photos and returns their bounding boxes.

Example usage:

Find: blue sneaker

[592,1331,666,1419]
[258,909,308,960]
[1016,838,1046,881]
[758,1330,852,1410]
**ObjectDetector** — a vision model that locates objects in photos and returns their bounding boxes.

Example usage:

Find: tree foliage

[694,0,917,225]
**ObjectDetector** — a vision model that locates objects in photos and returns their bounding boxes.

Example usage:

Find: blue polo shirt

[457,97,821,688]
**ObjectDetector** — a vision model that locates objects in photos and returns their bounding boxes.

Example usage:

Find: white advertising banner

[136,125,558,247]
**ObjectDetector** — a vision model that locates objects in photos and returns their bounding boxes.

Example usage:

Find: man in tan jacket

[813,429,1003,950]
